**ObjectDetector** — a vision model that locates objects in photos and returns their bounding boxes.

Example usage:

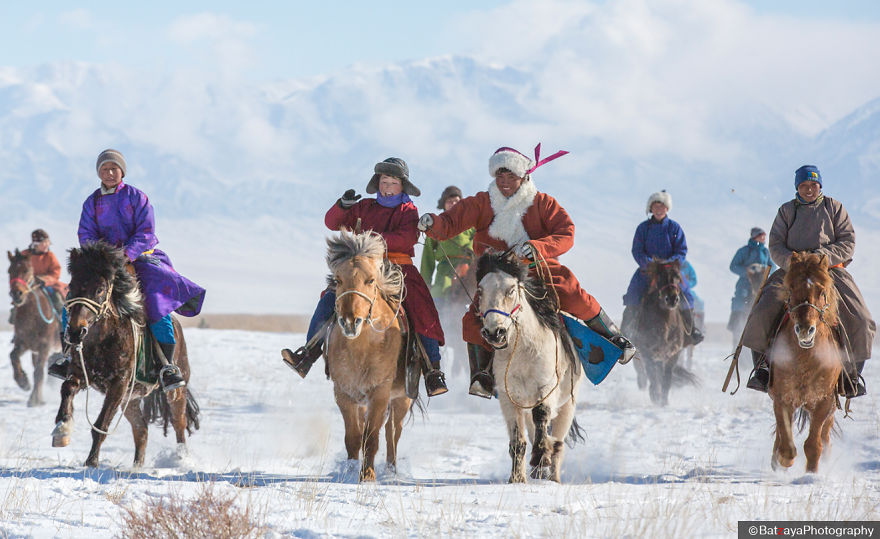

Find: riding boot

[49,289,65,316]
[8,306,14,326]
[746,350,770,393]
[680,307,704,345]
[418,335,448,397]
[467,343,495,399]
[158,342,186,392]
[839,360,867,398]
[47,330,73,380]
[585,308,637,364]
[281,338,324,379]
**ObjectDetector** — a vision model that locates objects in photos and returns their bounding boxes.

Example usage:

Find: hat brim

[366,173,421,196]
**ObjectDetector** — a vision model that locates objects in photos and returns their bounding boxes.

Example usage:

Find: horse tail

[671,363,700,388]
[142,388,201,436]
[565,417,586,447]
[794,405,841,438]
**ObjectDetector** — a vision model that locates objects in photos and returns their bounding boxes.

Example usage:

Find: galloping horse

[476,250,583,483]
[630,259,698,406]
[7,249,62,406]
[51,241,199,468]
[769,251,842,473]
[324,230,412,482]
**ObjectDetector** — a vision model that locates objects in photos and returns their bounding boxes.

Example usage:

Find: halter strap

[481,304,521,319]
[66,282,115,319]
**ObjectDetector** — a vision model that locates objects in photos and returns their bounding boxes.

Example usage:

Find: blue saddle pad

[561,312,622,385]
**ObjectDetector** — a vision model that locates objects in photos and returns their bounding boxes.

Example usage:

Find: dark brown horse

[769,252,841,473]
[630,259,698,406]
[7,249,62,407]
[51,241,199,468]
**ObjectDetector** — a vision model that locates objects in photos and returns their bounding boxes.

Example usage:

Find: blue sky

[1,0,879,80]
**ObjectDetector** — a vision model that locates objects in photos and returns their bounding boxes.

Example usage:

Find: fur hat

[96,149,127,178]
[489,147,534,179]
[795,165,822,189]
[437,185,463,210]
[31,229,49,242]
[366,157,420,196]
[750,227,766,239]
[646,190,672,215]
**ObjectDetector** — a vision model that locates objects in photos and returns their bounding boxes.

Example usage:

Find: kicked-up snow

[1,328,878,537]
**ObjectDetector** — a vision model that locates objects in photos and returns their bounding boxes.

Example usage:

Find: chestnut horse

[324,230,412,482]
[769,251,841,473]
[51,241,199,468]
[7,249,62,407]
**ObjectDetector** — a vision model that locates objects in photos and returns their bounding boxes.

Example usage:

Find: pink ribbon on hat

[526,143,568,175]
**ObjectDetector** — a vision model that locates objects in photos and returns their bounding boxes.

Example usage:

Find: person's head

[437,185,463,211]
[365,157,421,197]
[489,147,533,199]
[29,229,50,253]
[794,165,822,203]
[750,226,766,244]
[96,149,127,190]
[646,190,672,220]
[377,175,402,196]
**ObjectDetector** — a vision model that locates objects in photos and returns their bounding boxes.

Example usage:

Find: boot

[839,360,867,398]
[680,307,704,345]
[8,307,14,326]
[158,342,186,392]
[49,289,65,316]
[47,330,72,380]
[424,368,449,397]
[281,339,324,379]
[746,350,769,393]
[585,308,637,364]
[467,343,495,398]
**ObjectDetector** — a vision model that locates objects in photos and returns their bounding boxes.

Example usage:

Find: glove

[518,243,535,260]
[417,213,434,232]
[138,253,161,266]
[339,189,361,209]
[34,276,45,286]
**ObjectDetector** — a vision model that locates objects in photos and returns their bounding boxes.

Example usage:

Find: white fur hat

[646,190,672,215]
[489,147,534,179]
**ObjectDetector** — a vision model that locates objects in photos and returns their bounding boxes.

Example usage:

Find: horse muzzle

[66,325,89,345]
[793,323,816,349]
[481,326,508,349]
[662,294,680,310]
[338,316,365,339]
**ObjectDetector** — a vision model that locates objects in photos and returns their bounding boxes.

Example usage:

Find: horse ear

[6,250,12,261]
[818,253,828,266]
[790,251,802,264]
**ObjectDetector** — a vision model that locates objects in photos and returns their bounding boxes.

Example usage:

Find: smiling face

[494,170,524,198]
[650,201,668,221]
[797,180,821,203]
[378,175,403,197]
[98,162,124,190]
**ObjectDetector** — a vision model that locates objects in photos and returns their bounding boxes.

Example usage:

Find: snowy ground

[1,328,879,537]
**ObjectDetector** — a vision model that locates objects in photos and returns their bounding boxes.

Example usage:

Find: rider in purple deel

[48,149,206,391]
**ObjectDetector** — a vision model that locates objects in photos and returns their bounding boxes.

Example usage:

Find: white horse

[476,251,584,483]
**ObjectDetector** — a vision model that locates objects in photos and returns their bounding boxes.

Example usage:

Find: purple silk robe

[78,183,206,324]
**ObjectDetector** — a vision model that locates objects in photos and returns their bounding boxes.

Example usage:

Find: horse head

[66,241,144,345]
[746,263,766,299]
[645,258,683,310]
[7,249,34,307]
[783,251,838,349]
[327,230,402,340]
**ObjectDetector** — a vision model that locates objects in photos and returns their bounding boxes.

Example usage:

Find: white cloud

[167,13,259,75]
[58,9,94,30]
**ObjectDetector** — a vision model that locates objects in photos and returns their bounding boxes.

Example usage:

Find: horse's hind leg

[84,385,126,468]
[123,398,149,467]
[772,401,796,469]
[52,377,83,447]
[384,397,410,474]
[167,388,189,445]
[529,404,553,480]
[28,347,48,407]
[10,342,30,391]
[804,397,835,473]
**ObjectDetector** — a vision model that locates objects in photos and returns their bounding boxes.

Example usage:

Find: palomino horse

[476,250,583,483]
[769,252,841,473]
[729,263,768,349]
[7,249,62,406]
[325,230,412,482]
[51,241,199,467]
[630,259,698,406]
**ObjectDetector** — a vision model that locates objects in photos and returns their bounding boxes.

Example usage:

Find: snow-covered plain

[1,328,878,537]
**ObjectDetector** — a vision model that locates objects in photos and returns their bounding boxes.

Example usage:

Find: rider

[621,190,704,345]
[420,185,475,301]
[743,165,874,397]
[727,227,775,337]
[48,149,206,391]
[417,145,636,399]
[9,229,68,325]
[281,157,449,397]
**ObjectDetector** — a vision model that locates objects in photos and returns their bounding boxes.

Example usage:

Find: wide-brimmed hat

[366,157,421,196]
[437,185,463,210]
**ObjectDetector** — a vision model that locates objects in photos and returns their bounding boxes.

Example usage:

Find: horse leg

[28,347,48,407]
[359,387,391,482]
[804,397,835,473]
[499,398,528,483]
[123,398,149,467]
[52,377,83,447]
[548,399,577,483]
[529,404,553,480]
[84,385,127,467]
[384,396,410,474]
[10,342,30,391]
[334,388,363,463]
[660,356,676,407]
[646,359,662,404]
[772,401,796,469]
[634,357,647,390]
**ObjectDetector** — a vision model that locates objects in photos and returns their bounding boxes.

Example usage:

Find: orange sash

[387,252,413,266]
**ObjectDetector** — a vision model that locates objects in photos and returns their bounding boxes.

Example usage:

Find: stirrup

[468,372,494,399]
[281,346,317,378]
[424,369,448,397]
[746,367,769,393]
[160,364,186,391]
[47,355,71,380]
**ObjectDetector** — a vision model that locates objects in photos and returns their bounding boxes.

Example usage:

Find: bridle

[8,276,36,306]
[65,281,116,339]
[787,291,832,325]
[334,282,403,333]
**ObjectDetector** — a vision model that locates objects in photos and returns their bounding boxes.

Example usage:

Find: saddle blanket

[560,312,623,385]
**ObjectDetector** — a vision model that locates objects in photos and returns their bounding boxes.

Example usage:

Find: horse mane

[325,230,404,304]
[68,241,145,323]
[782,251,840,327]
[476,250,562,332]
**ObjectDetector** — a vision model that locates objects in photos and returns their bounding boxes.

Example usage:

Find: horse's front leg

[28,347,49,407]
[123,397,149,467]
[359,386,391,482]
[10,341,30,391]
[771,400,796,469]
[84,383,128,467]
[659,353,677,407]
[500,399,528,483]
[804,396,836,473]
[384,396,410,473]
[52,376,84,447]
[334,388,363,463]
[529,404,553,480]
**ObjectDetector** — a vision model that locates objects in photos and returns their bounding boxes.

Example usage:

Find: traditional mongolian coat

[623,216,694,308]
[325,198,444,344]
[420,229,475,298]
[426,179,601,349]
[22,249,68,297]
[729,239,775,313]
[742,195,875,361]
[78,183,205,324]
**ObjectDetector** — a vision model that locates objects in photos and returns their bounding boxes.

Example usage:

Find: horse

[729,263,768,349]
[324,230,412,482]
[476,250,583,483]
[51,241,199,468]
[768,251,842,473]
[7,249,62,407]
[629,259,698,406]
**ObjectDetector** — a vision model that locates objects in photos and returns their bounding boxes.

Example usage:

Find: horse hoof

[51,421,72,447]
[52,435,70,448]
[508,475,526,484]
[84,459,98,468]
[360,468,376,482]
[13,371,30,391]
[27,396,45,408]
[530,466,552,480]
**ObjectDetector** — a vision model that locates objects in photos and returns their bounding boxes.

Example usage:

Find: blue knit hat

[795,165,821,189]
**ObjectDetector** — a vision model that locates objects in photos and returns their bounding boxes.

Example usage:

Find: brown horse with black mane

[324,230,413,482]
[7,249,62,407]
[51,241,199,468]
[768,251,842,473]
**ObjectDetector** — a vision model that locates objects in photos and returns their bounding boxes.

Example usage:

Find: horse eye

[365,278,375,285]
[507,287,516,297]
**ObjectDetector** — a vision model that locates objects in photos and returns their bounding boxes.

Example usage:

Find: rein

[65,282,115,322]
[334,278,405,334]
[9,276,57,324]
